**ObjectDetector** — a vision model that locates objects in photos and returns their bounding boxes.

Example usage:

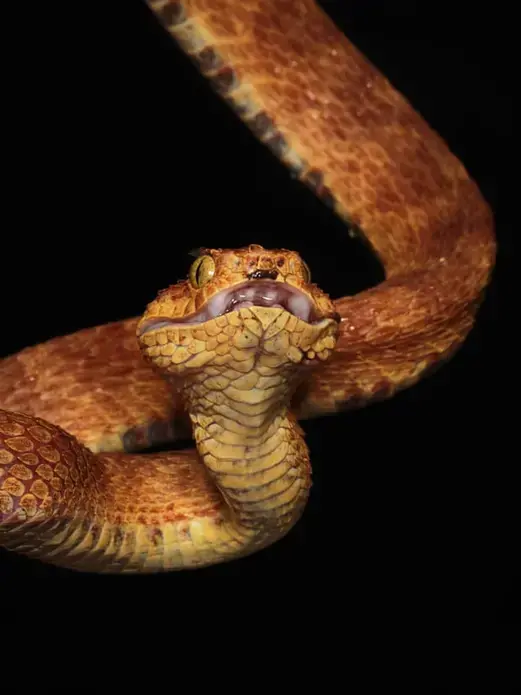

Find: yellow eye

[301,260,311,283]
[189,255,215,288]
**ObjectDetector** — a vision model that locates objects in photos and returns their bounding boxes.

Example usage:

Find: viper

[0,1,495,573]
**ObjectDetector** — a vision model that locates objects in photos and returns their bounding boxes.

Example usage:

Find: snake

[0,0,496,574]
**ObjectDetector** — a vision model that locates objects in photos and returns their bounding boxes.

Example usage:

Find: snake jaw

[138,280,338,335]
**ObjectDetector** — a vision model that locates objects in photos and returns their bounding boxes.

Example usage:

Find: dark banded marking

[111,526,126,556]
[318,186,336,210]
[248,112,276,139]
[209,66,239,95]
[265,133,289,157]
[122,417,191,452]
[238,500,307,526]
[87,522,103,549]
[193,46,224,74]
[148,526,165,549]
[148,2,341,218]
[151,0,186,27]
[300,168,337,210]
[122,425,150,452]
[240,504,306,526]
[302,168,324,190]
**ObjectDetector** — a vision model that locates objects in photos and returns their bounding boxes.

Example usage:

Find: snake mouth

[139,280,339,335]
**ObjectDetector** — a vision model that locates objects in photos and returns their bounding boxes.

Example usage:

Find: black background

[1,1,515,630]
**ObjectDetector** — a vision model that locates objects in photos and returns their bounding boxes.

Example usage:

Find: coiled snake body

[0,1,495,573]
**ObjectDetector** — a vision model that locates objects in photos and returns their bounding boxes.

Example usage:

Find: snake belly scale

[0,1,495,573]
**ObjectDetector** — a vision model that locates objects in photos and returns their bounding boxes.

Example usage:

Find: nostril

[248,268,278,280]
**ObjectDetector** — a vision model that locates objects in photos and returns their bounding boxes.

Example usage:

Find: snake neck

[182,365,311,531]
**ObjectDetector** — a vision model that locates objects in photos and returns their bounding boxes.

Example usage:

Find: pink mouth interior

[139,280,329,335]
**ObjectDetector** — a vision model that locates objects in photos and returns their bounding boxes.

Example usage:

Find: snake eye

[301,260,311,283]
[189,255,215,288]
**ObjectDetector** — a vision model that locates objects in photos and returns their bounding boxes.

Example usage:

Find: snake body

[0,1,495,573]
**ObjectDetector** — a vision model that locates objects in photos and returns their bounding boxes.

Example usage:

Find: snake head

[136,245,340,378]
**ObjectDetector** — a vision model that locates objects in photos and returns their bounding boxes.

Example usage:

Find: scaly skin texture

[0,246,339,571]
[145,0,495,413]
[0,1,495,573]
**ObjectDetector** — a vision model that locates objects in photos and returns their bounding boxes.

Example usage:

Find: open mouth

[139,280,339,335]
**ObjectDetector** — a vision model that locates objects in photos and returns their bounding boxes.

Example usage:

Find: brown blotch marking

[178,523,191,541]
[113,527,125,552]
[210,66,237,94]
[194,46,223,73]
[122,425,150,452]
[149,527,164,548]
[155,0,186,26]
[4,436,34,453]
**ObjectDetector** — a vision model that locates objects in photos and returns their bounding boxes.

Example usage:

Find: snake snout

[247,268,279,280]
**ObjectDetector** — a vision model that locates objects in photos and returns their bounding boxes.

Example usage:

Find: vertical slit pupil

[196,258,205,285]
